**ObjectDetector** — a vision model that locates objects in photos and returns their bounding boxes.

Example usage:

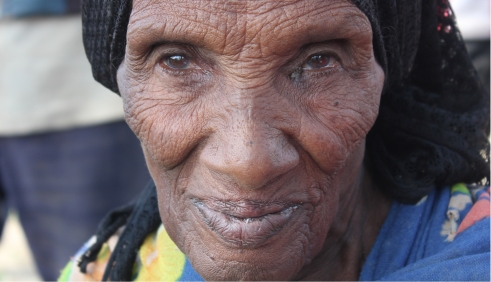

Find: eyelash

[308,67,340,78]
[159,65,192,77]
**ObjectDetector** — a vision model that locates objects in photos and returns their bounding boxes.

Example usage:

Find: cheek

[294,66,383,174]
[147,154,202,253]
[119,62,212,170]
[123,93,208,169]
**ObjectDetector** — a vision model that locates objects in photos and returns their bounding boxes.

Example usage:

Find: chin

[186,243,306,281]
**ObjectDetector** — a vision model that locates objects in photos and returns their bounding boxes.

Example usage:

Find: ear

[116,61,129,99]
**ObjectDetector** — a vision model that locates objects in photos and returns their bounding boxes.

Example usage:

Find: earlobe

[373,60,386,96]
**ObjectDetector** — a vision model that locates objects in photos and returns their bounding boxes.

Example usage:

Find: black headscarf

[78,0,489,279]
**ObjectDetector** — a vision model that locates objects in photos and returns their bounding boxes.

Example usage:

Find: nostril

[200,136,300,191]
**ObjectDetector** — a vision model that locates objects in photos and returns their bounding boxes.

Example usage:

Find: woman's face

[119,0,384,280]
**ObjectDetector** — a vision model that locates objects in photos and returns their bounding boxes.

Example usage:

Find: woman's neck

[294,165,392,281]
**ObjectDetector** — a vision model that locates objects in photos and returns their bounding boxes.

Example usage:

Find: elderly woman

[60,0,489,280]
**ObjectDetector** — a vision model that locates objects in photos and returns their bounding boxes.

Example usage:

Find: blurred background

[0,0,151,280]
[0,0,488,281]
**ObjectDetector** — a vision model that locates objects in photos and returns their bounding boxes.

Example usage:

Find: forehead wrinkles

[128,0,357,58]
[128,0,247,54]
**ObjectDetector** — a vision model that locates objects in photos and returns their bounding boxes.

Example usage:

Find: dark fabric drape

[360,0,489,203]
[78,181,160,281]
[81,0,131,94]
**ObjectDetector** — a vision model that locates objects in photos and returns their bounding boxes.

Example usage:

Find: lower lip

[193,201,299,248]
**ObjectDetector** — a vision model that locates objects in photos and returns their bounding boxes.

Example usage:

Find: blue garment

[360,187,490,281]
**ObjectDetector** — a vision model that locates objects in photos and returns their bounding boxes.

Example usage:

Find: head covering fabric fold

[82,0,131,93]
[81,0,489,203]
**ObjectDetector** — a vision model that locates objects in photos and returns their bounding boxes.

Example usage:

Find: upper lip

[196,199,294,218]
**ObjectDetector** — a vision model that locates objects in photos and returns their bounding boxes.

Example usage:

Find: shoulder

[360,184,490,281]
[382,215,489,281]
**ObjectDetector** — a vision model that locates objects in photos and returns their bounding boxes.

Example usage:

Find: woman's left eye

[302,54,334,70]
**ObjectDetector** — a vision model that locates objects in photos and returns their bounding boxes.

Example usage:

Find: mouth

[192,199,300,248]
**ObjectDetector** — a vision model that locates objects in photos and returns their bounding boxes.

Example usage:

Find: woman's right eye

[159,54,194,70]
[302,54,336,70]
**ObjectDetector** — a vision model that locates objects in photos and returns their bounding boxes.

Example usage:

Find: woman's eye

[302,54,334,70]
[161,54,192,70]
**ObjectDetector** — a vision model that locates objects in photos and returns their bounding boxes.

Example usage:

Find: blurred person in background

[452,0,490,92]
[0,0,150,280]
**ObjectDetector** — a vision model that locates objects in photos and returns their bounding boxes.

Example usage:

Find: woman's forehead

[131,0,352,15]
[127,0,369,56]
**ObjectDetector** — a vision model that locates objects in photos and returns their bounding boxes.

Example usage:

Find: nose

[200,116,299,191]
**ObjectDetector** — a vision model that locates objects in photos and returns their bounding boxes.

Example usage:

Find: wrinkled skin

[118,0,390,280]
